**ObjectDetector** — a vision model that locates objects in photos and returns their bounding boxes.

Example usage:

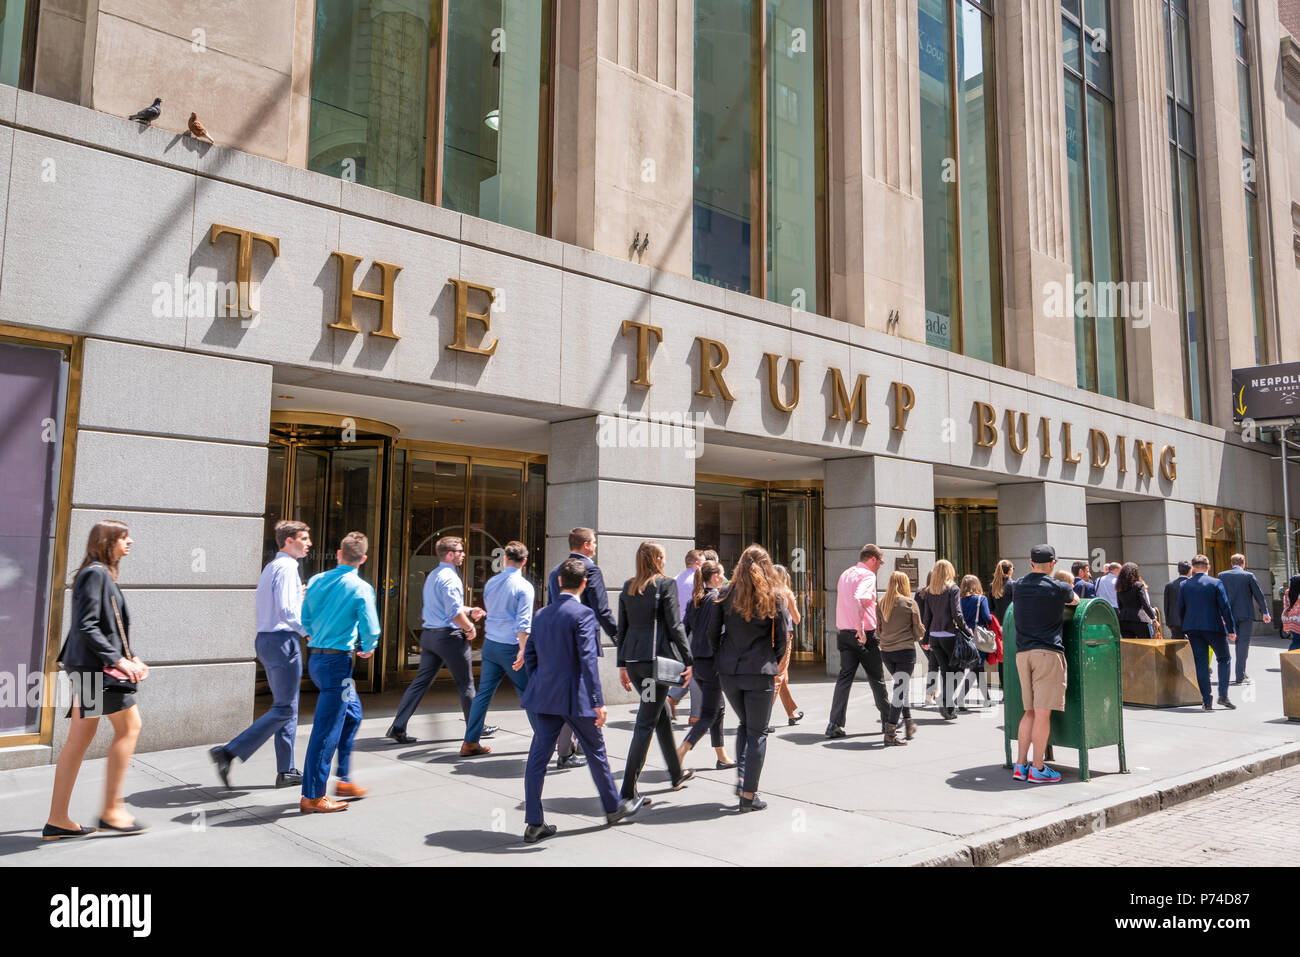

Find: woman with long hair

[990,560,1015,622]
[676,561,736,769]
[958,575,993,710]
[700,544,787,810]
[617,541,694,803]
[44,521,149,839]
[877,571,924,744]
[917,559,972,719]
[768,564,804,729]
[1115,561,1157,639]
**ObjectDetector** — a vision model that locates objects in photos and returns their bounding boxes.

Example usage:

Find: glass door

[935,501,999,588]
[768,489,823,661]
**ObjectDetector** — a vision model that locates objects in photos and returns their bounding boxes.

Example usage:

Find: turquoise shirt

[302,564,381,653]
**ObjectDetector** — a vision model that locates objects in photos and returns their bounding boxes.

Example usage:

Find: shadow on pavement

[448,757,528,779]
[126,783,235,809]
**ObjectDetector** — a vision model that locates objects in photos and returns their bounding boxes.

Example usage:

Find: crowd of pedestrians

[40,517,1296,843]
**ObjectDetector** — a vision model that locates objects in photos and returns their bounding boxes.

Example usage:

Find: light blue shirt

[483,565,534,645]
[1096,573,1119,609]
[255,552,303,634]
[423,562,468,629]
[302,564,381,653]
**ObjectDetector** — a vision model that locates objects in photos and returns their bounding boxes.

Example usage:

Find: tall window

[1235,0,1270,365]
[1164,0,1211,422]
[1062,0,1126,400]
[0,0,35,88]
[308,1,553,235]
[693,0,827,313]
[919,0,1003,365]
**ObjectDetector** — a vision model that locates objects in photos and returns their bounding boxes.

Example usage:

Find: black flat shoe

[671,769,695,790]
[788,710,803,726]
[276,769,303,788]
[481,725,500,738]
[97,818,147,836]
[764,726,776,734]
[825,725,846,739]
[716,759,737,770]
[209,746,232,788]
[523,823,557,844]
[739,796,768,812]
[556,752,587,770]
[385,727,417,745]
[1217,699,1237,710]
[41,823,96,842]
[606,796,647,824]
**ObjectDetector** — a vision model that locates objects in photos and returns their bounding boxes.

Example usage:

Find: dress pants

[683,657,725,749]
[773,639,799,717]
[226,631,301,772]
[620,662,684,800]
[928,634,959,712]
[720,674,775,794]
[464,639,537,743]
[524,712,620,826]
[1232,618,1254,681]
[1185,630,1232,706]
[879,648,916,726]
[827,629,891,729]
[302,652,362,799]
[390,627,475,733]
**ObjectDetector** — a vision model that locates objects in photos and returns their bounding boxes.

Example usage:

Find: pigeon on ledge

[129,98,162,124]
[188,112,215,144]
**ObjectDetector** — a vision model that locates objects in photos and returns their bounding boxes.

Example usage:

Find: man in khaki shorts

[1010,544,1077,783]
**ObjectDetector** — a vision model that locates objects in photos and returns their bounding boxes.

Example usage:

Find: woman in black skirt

[44,521,149,839]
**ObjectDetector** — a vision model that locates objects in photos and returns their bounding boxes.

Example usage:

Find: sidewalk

[2,638,1296,866]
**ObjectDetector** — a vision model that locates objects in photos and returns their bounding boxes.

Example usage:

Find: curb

[878,742,1300,867]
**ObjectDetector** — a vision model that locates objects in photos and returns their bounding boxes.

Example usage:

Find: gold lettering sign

[209,223,280,317]
[974,401,997,447]
[891,381,915,432]
[621,319,663,387]
[1160,445,1177,481]
[331,252,402,339]
[446,278,499,356]
[828,368,869,424]
[1116,435,1128,474]
[694,337,736,401]
[1039,417,1052,461]
[1062,422,1082,464]
[1006,409,1029,455]
[1089,429,1110,469]
[764,353,801,412]
[1135,439,1155,478]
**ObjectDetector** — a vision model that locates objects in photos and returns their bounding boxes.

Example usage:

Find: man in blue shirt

[211,520,311,790]
[1094,562,1120,608]
[299,532,380,813]
[386,536,486,745]
[1178,555,1238,711]
[461,541,537,756]
[1071,561,1096,599]
[1011,545,1077,785]
[1218,554,1270,685]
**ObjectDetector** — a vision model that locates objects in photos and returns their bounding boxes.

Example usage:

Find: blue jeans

[1232,618,1254,681]
[226,632,301,772]
[464,640,537,743]
[1290,634,1300,652]
[302,652,362,799]
[1185,631,1231,706]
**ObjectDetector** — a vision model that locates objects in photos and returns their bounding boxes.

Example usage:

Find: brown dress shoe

[300,796,349,814]
[334,781,369,798]
[460,742,491,756]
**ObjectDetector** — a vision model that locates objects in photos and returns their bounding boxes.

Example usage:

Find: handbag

[1282,595,1300,633]
[651,584,687,686]
[103,591,139,694]
[972,623,997,654]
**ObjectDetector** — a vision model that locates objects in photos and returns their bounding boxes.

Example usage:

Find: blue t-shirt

[1011,573,1074,654]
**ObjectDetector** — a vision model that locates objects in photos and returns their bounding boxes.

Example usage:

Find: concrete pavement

[2,635,1297,866]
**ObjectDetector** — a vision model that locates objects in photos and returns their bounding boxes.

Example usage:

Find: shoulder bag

[972,621,998,655]
[103,588,139,694]
[651,582,687,686]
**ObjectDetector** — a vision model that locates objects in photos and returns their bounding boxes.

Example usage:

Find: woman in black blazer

[44,521,150,840]
[675,561,735,771]
[1116,562,1157,638]
[917,559,972,720]
[700,544,788,811]
[617,542,694,802]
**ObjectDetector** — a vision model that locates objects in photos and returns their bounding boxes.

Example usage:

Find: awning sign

[1232,362,1300,422]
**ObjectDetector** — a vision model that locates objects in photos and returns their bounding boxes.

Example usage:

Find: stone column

[1111,0,1185,417]
[48,340,271,765]
[1118,500,1198,606]
[824,455,935,675]
[826,0,924,335]
[997,481,1088,570]
[996,1,1077,387]
[1242,512,1276,601]
[547,414,696,702]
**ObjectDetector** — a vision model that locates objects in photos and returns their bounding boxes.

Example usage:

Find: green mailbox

[1001,598,1128,781]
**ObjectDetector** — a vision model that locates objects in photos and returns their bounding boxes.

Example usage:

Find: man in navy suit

[546,527,617,768]
[1178,554,1238,711]
[1218,554,1271,686]
[520,558,644,843]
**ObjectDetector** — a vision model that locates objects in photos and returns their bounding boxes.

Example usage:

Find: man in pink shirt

[827,544,891,738]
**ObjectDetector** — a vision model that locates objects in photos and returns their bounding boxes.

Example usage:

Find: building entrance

[262,415,545,692]
[935,499,1000,586]
[694,479,824,661]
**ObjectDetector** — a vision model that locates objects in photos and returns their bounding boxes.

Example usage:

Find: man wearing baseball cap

[1010,544,1077,783]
